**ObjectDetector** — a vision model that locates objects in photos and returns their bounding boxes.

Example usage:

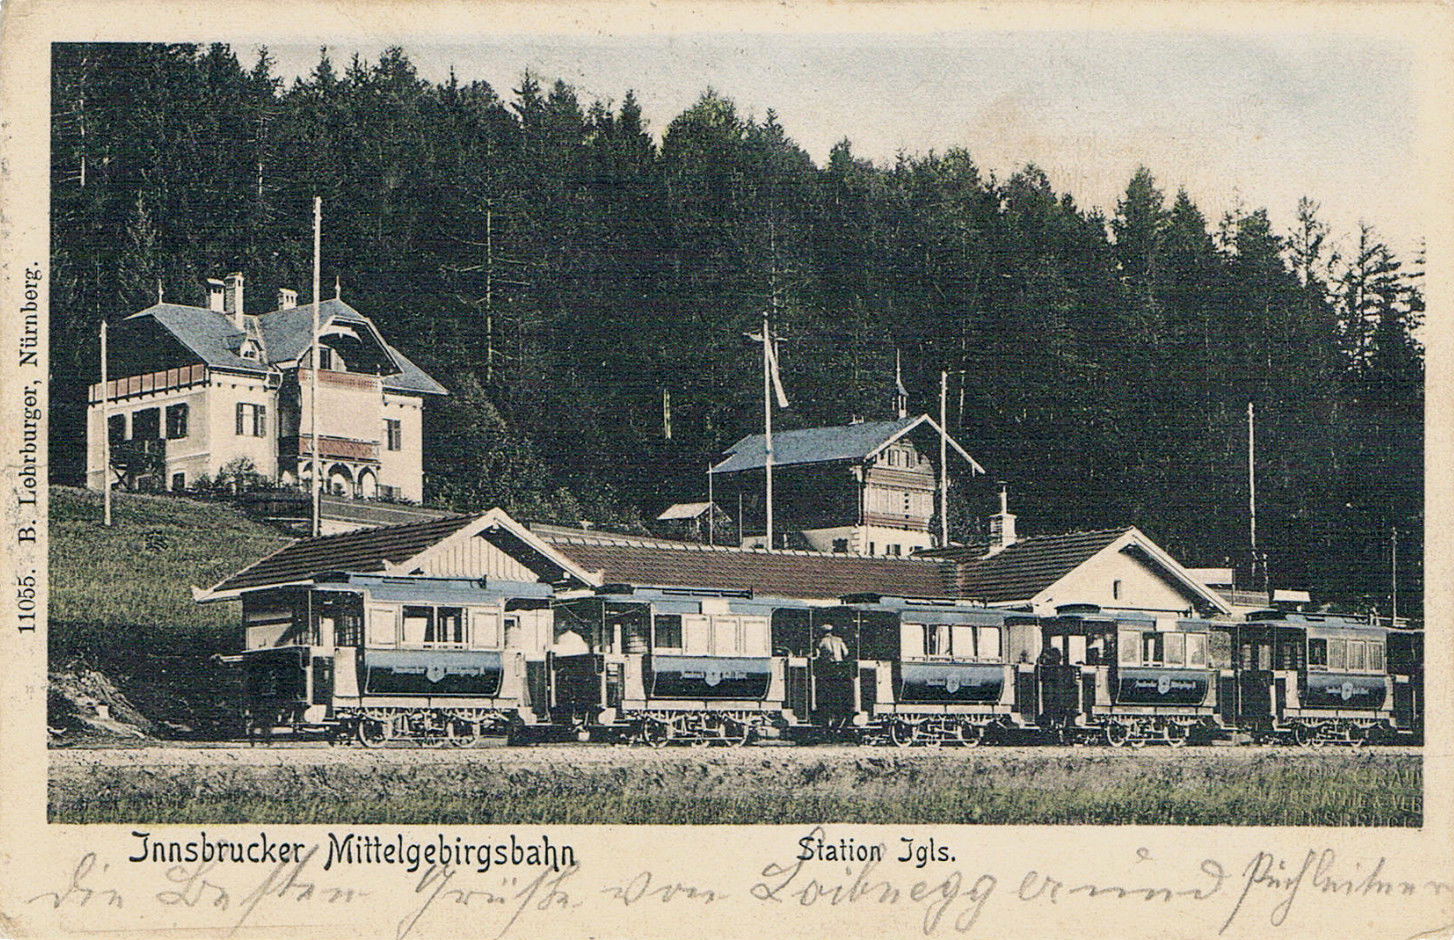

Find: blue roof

[710,415,983,474]
[125,299,445,395]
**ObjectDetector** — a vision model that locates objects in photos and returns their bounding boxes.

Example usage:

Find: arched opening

[357,468,378,499]
[327,463,353,497]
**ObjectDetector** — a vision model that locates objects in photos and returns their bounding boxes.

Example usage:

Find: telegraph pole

[1248,401,1259,592]
[939,370,949,548]
[100,320,110,527]
[1391,526,1399,623]
[311,196,322,537]
[763,309,774,552]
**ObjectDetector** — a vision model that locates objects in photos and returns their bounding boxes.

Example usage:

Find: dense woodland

[50,43,1424,612]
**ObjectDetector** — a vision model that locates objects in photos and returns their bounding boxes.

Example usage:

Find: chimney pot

[206,278,226,313]
[277,287,297,310]
[223,272,245,329]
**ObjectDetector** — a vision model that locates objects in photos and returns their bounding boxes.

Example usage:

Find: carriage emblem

[1157,674,1173,695]
[1340,680,1355,701]
[704,668,723,687]
[945,676,961,694]
[426,664,448,683]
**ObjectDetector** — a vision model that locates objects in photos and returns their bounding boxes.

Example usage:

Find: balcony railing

[90,363,206,403]
[284,434,380,463]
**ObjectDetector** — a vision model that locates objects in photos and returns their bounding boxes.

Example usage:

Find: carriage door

[811,613,857,723]
[1237,628,1275,727]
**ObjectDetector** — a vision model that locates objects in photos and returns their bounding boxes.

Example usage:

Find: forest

[49,43,1424,613]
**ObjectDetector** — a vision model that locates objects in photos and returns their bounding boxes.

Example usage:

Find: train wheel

[1291,723,1314,748]
[357,717,390,748]
[722,718,751,747]
[1104,721,1130,748]
[641,718,675,748]
[1164,722,1189,748]
[890,721,917,748]
[953,723,984,748]
[448,719,479,747]
[1345,723,1367,748]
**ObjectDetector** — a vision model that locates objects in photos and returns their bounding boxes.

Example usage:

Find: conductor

[816,623,849,661]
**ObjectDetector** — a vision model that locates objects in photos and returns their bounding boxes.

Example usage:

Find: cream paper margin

[0,2,1450,938]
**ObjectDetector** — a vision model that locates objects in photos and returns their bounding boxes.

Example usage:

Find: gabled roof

[950,528,1128,604]
[710,414,983,475]
[197,508,597,600]
[656,502,720,521]
[943,527,1232,614]
[535,525,959,601]
[124,299,445,395]
[125,303,266,374]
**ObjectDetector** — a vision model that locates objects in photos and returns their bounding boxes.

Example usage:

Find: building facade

[87,274,445,502]
[708,415,983,557]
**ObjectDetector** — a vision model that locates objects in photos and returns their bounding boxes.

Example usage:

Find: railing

[296,368,382,392]
[284,434,380,463]
[90,364,206,403]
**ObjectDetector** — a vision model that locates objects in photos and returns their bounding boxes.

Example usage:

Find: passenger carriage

[1039,605,1225,746]
[550,586,818,745]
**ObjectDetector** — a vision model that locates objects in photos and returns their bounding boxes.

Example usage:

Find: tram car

[831,596,1039,746]
[223,572,556,744]
[1230,611,1400,745]
[1033,605,1225,746]
[550,585,827,745]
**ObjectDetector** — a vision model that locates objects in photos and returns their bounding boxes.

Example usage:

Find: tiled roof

[125,299,445,395]
[210,514,477,593]
[949,528,1128,604]
[537,526,959,600]
[656,502,717,521]
[126,304,266,373]
[711,417,920,474]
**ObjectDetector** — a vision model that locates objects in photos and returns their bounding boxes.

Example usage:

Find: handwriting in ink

[26,854,123,910]
[600,871,723,905]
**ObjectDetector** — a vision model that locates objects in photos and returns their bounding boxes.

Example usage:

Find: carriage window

[426,607,467,646]
[402,606,433,646]
[1308,638,1327,667]
[683,615,711,654]
[979,626,1001,661]
[1368,642,1384,672]
[1258,644,1273,671]
[952,624,976,659]
[742,616,770,656]
[931,624,951,657]
[367,606,397,646]
[712,616,740,655]
[653,614,683,650]
[1186,633,1207,667]
[1164,633,1186,667]
[1276,636,1304,671]
[1208,630,1233,668]
[1348,640,1366,671]
[1119,631,1141,665]
[900,622,925,658]
[1143,634,1160,665]
[1066,634,1087,664]
[1327,639,1347,670]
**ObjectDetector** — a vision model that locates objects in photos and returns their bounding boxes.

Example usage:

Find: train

[225,572,1422,748]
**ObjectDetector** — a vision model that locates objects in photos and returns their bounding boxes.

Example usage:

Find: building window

[166,403,188,439]
[1112,579,1122,600]
[319,347,334,371]
[171,472,186,491]
[132,407,161,441]
[236,403,266,437]
[385,419,402,451]
[108,414,126,444]
[868,542,876,556]
[653,614,683,650]
[832,538,848,553]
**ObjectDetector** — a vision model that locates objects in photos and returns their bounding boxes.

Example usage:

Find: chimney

[206,278,226,313]
[277,287,298,310]
[223,272,245,328]
[987,482,1017,556]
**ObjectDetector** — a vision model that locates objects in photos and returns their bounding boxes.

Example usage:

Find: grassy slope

[49,749,1422,826]
[48,486,290,735]
[49,485,289,631]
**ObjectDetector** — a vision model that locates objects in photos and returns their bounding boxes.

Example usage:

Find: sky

[262,29,1424,260]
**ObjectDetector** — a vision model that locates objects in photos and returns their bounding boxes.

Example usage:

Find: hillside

[49,485,288,630]
[49,486,290,739]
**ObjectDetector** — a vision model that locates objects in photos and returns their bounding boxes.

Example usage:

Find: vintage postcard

[1,1,1450,938]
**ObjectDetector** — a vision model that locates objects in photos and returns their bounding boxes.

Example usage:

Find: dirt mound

[48,663,155,743]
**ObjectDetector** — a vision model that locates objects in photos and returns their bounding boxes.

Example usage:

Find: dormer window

[240,340,261,361]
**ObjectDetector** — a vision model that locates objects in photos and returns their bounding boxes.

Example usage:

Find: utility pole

[1391,526,1399,623]
[1248,401,1259,592]
[707,463,714,547]
[100,320,110,527]
[940,370,949,548]
[311,196,322,537]
[763,308,774,552]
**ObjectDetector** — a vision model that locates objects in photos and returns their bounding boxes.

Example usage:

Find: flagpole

[1248,401,1257,593]
[707,463,715,547]
[100,320,111,527]
[939,370,948,548]
[311,196,322,537]
[763,310,773,552]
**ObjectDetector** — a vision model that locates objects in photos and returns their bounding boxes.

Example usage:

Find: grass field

[49,745,1422,826]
